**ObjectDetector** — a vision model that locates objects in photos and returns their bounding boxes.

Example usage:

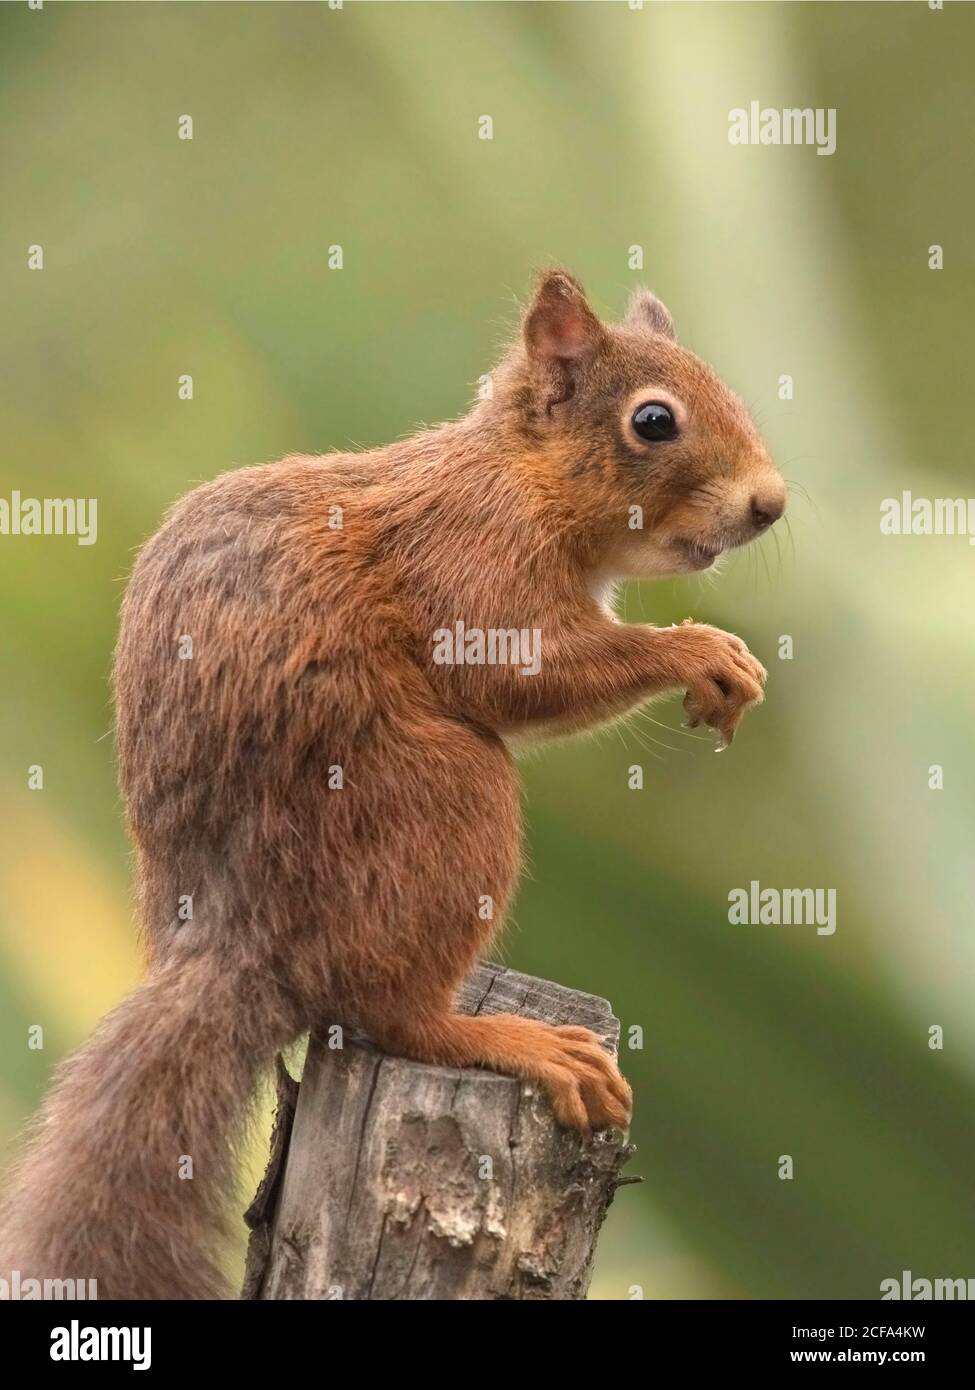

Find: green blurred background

[2,0,974,1300]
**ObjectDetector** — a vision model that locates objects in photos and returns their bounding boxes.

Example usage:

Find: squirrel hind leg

[329,714,630,1130]
[362,1006,632,1136]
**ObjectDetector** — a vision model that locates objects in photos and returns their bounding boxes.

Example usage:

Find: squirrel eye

[632,401,678,442]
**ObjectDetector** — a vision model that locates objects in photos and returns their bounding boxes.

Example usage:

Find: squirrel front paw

[676,619,767,747]
[532,1024,633,1135]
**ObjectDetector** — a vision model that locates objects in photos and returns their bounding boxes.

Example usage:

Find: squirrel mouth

[675,539,724,570]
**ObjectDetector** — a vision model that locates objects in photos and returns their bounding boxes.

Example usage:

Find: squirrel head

[492,269,786,579]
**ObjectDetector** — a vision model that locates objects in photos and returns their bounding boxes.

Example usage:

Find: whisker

[621,718,666,762]
[634,706,705,743]
[784,478,820,521]
[758,534,772,589]
[783,514,797,570]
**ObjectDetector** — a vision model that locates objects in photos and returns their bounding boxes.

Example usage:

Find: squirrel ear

[626,289,677,341]
[523,270,606,364]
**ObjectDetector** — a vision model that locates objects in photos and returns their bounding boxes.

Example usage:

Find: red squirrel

[0,271,784,1299]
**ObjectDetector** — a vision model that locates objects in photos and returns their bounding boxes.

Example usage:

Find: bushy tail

[0,949,297,1299]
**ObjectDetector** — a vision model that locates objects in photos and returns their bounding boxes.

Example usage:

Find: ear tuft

[626,289,677,341]
[524,269,605,362]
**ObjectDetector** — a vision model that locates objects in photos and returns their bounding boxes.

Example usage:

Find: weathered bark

[242,963,636,1301]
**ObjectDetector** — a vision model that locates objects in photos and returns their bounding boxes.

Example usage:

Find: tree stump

[242,962,636,1300]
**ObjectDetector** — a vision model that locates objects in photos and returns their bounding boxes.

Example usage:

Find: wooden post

[242,963,636,1301]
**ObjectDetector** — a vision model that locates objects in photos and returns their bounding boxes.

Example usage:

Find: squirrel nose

[750,490,785,531]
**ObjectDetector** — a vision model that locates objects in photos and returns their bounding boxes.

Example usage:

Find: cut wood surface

[242,962,636,1301]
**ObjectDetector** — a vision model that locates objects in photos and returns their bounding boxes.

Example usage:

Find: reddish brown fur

[0,271,784,1298]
